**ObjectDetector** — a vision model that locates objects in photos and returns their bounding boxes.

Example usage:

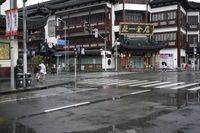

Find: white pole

[23,0,27,88]
[74,56,76,79]
[104,38,107,71]
[64,22,67,71]
[194,47,196,71]
[115,40,118,72]
[10,0,15,89]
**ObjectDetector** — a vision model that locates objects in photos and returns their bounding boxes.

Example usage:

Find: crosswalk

[78,78,200,91]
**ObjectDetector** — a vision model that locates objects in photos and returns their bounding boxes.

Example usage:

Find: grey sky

[17,0,200,7]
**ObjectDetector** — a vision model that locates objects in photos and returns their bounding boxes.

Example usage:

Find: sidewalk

[0,72,76,95]
[0,71,136,95]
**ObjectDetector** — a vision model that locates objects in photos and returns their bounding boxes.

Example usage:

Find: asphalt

[0,68,191,95]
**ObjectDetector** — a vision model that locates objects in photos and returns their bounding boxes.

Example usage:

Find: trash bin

[15,73,23,88]
[25,73,32,87]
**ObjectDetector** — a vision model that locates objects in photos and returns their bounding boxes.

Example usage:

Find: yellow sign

[0,42,10,60]
[120,23,154,35]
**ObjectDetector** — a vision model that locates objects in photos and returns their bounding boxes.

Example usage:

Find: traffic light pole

[97,33,107,71]
[83,22,107,71]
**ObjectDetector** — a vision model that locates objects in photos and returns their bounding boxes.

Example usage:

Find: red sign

[5,8,18,36]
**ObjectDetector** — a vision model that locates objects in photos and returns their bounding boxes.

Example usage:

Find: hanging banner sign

[5,8,18,36]
[119,22,154,36]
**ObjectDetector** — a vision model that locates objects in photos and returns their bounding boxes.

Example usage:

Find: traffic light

[84,21,91,33]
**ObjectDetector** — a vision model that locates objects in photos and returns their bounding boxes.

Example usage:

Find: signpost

[119,22,154,35]
[6,0,18,89]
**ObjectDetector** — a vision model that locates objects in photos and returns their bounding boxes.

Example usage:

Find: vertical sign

[5,10,11,36]
[5,8,18,36]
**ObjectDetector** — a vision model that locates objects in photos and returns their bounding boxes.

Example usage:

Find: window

[154,32,176,41]
[188,16,198,25]
[125,12,143,22]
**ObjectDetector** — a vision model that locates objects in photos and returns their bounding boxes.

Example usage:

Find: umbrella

[162,62,167,66]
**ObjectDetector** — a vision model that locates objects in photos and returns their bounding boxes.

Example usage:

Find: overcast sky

[1,0,200,12]
[17,0,200,7]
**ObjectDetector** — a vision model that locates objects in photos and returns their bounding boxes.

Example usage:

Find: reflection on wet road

[1,71,200,133]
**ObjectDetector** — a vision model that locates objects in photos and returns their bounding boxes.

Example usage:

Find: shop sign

[120,22,153,36]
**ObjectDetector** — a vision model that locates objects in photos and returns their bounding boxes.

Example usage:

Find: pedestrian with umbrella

[162,62,167,72]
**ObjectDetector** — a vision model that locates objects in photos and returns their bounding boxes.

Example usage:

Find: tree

[31,55,44,67]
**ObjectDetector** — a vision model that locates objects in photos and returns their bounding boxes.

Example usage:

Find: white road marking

[130,90,151,95]
[188,86,200,91]
[43,90,151,113]
[106,80,140,86]
[118,80,141,86]
[129,81,160,87]
[155,82,185,89]
[142,81,171,88]
[44,102,90,113]
[171,83,199,90]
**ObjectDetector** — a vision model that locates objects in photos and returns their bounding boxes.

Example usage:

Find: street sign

[190,44,197,47]
[57,39,67,46]
[119,22,153,36]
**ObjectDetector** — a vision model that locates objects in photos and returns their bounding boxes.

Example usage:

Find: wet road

[0,71,200,133]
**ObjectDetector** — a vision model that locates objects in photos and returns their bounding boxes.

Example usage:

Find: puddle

[72,109,172,133]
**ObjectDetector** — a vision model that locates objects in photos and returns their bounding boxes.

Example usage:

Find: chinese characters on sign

[120,23,154,36]
[5,8,18,36]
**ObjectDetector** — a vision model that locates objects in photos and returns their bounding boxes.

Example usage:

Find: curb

[0,81,74,95]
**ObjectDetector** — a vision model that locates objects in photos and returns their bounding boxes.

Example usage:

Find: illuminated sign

[120,23,154,35]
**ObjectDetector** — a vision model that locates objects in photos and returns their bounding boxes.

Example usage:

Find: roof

[119,38,167,51]
[18,0,118,14]
[150,0,200,10]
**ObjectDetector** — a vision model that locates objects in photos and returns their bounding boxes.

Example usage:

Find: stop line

[78,78,200,91]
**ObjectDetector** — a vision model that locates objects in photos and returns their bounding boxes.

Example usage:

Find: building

[150,0,200,69]
[19,0,157,71]
[1,0,200,78]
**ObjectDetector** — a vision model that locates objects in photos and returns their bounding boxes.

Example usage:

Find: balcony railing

[187,23,200,30]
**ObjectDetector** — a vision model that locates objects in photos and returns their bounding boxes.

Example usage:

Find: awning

[53,49,101,56]
[119,38,167,52]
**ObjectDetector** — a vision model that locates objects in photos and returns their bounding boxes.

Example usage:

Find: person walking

[34,65,40,82]
[38,62,47,81]
[162,62,167,72]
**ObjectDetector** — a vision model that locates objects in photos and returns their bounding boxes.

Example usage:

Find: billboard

[0,42,10,60]
[119,22,153,36]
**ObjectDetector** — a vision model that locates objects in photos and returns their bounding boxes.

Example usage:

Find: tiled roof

[150,0,200,9]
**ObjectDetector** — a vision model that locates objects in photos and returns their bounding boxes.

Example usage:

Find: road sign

[190,44,197,47]
[57,39,67,46]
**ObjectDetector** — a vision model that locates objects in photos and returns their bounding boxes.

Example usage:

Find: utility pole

[23,0,27,87]
[10,0,15,89]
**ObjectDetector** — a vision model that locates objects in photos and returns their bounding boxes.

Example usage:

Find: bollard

[15,73,23,88]
[25,73,32,87]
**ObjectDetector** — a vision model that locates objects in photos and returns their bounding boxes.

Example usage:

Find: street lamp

[58,18,68,71]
